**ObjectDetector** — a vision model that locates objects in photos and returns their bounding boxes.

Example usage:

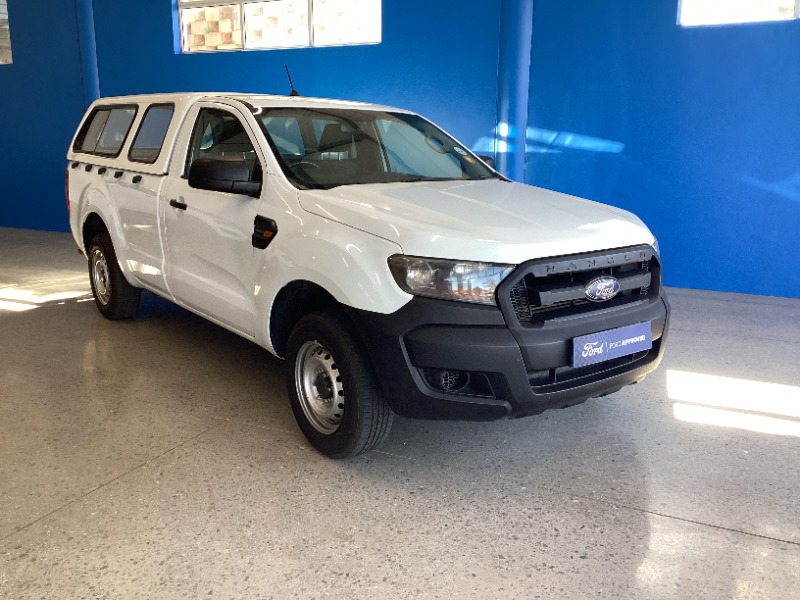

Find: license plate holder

[572,322,652,368]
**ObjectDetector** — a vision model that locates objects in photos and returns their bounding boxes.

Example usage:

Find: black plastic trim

[346,290,670,421]
[252,215,278,249]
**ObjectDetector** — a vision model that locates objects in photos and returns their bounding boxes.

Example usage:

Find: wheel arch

[269,280,341,358]
[82,212,109,254]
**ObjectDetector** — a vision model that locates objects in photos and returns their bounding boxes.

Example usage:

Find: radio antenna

[285,64,300,97]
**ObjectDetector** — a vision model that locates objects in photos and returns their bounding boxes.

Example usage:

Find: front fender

[253,217,411,352]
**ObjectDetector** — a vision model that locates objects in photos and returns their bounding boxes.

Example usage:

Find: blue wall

[91,0,501,159]
[526,0,800,298]
[0,0,86,232]
[0,0,501,233]
[1,0,798,298]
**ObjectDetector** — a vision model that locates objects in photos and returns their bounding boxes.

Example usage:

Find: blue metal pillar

[76,0,100,104]
[496,0,534,181]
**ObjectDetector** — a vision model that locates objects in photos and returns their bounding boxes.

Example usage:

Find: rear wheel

[88,233,141,319]
[285,310,393,458]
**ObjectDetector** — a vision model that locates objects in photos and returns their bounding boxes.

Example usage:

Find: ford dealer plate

[572,322,652,367]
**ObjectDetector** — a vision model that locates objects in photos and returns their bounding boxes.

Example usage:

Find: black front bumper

[348,291,669,421]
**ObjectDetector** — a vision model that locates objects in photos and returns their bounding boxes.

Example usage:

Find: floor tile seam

[665,289,800,307]
[0,418,232,547]
[669,297,800,310]
[218,412,298,437]
[667,325,800,345]
[560,491,800,547]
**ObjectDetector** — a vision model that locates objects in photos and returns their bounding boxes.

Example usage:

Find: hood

[298,179,655,264]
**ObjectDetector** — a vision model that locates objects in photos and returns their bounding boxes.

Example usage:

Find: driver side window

[184,108,261,180]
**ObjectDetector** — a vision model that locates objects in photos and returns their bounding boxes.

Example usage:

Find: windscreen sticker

[454,147,467,155]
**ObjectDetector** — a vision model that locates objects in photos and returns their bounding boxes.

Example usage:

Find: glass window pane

[680,0,798,26]
[77,110,111,154]
[129,106,175,164]
[377,118,462,178]
[182,5,243,52]
[96,108,137,156]
[312,0,381,46]
[186,108,259,174]
[257,108,492,189]
[262,116,305,155]
[0,0,12,65]
[245,1,310,49]
[75,107,137,156]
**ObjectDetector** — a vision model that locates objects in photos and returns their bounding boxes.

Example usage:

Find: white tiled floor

[1,227,799,599]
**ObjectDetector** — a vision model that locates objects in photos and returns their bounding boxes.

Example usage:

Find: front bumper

[349,292,669,421]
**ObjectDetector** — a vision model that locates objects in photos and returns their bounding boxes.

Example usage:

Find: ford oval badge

[584,276,621,302]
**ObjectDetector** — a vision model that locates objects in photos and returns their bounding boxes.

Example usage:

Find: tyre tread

[89,232,141,320]
[286,309,393,458]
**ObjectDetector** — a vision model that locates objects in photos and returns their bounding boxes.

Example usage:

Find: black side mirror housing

[477,155,497,170]
[188,157,262,197]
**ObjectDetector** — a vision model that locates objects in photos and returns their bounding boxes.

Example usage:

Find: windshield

[256,107,496,189]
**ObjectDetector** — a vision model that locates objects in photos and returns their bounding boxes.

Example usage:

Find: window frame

[0,0,12,65]
[73,105,140,159]
[128,103,176,165]
[182,106,261,178]
[176,0,381,54]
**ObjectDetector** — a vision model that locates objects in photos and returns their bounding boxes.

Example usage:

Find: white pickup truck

[66,92,669,458]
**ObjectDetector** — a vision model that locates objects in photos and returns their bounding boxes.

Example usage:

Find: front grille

[504,246,661,327]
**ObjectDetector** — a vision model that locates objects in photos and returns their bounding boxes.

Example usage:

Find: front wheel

[88,233,141,319]
[285,310,393,458]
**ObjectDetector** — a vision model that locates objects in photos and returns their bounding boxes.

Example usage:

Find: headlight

[388,255,515,305]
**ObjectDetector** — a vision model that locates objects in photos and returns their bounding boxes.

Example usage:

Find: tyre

[285,310,393,458]
[88,232,141,319]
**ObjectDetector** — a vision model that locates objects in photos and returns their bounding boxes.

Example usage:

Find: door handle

[169,199,187,210]
[97,167,107,175]
[113,171,123,178]
[132,175,142,184]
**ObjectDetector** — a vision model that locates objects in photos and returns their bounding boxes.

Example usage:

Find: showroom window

[679,0,800,26]
[177,0,381,53]
[0,0,12,64]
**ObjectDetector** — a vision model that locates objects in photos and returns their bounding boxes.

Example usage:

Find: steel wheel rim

[91,248,111,306]
[295,340,345,435]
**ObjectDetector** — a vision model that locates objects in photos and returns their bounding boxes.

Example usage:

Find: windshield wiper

[394,175,459,183]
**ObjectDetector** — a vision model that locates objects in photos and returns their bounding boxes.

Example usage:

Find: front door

[162,104,265,336]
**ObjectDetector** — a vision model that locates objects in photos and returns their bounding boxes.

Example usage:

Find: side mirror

[477,155,497,170]
[188,157,261,197]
